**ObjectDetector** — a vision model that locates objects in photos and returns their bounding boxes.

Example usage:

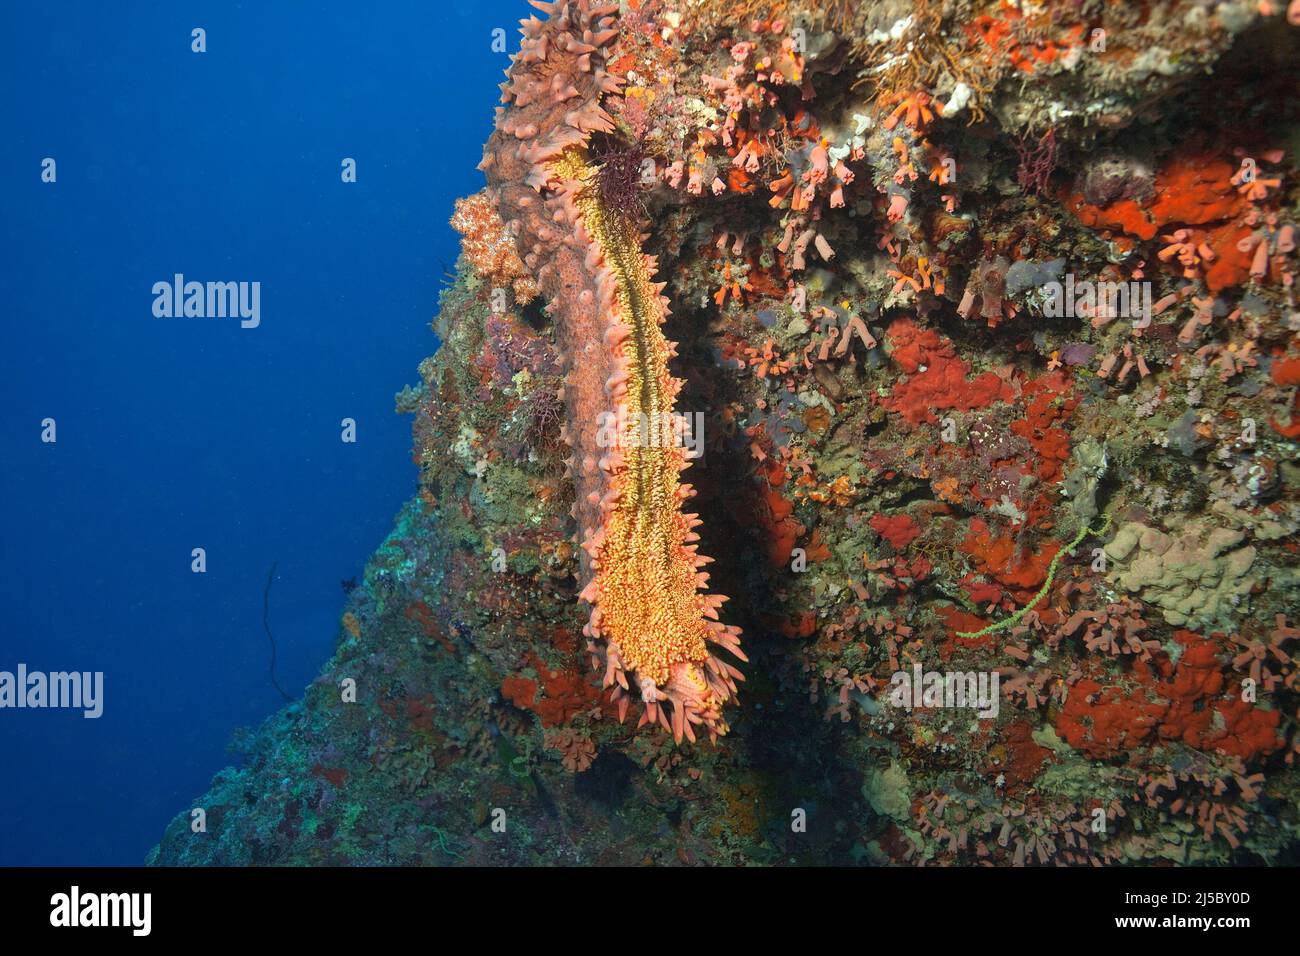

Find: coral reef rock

[152,1,1300,867]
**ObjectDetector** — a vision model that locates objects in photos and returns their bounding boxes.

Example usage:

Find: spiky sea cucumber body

[479,0,743,742]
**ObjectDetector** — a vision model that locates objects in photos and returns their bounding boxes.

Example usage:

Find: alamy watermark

[152,274,261,328]
[595,406,704,460]
[50,886,150,936]
[0,664,103,718]
[888,664,1000,719]
[1041,275,1151,326]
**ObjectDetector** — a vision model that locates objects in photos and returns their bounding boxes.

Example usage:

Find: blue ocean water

[0,2,515,865]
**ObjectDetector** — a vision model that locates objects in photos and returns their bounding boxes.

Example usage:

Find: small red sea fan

[594,136,651,220]
[1016,128,1058,196]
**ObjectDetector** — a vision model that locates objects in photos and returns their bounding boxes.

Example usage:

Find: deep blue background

[0,2,522,865]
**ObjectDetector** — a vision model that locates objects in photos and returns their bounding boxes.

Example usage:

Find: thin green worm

[956,514,1112,640]
[431,826,465,861]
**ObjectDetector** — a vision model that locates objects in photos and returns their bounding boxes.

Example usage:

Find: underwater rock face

[152,2,1300,866]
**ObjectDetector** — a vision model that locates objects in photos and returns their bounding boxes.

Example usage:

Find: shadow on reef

[674,297,871,863]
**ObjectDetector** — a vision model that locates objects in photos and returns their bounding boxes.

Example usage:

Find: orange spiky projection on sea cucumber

[478,0,744,743]
[554,148,745,743]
